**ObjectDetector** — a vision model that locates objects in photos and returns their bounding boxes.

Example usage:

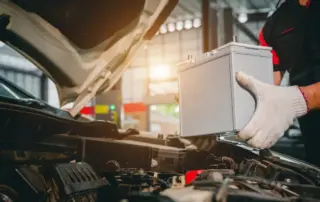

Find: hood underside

[0,0,177,116]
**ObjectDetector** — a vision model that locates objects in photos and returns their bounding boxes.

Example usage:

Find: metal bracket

[69,70,112,117]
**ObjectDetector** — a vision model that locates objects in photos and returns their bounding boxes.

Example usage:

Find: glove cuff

[290,86,308,117]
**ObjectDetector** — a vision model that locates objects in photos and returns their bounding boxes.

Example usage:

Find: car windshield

[0,75,76,120]
[0,43,60,107]
[0,78,32,99]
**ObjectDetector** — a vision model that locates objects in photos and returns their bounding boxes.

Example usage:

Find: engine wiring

[186,155,320,201]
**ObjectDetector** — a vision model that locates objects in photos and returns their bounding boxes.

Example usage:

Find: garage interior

[0,0,300,157]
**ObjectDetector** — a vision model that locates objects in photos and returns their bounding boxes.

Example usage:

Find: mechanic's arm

[236,0,311,149]
[300,83,320,110]
[274,71,282,85]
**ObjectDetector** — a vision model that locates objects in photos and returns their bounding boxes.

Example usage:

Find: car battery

[179,42,273,137]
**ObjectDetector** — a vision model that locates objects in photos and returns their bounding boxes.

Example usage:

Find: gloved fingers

[236,71,266,95]
[238,114,261,141]
[238,100,268,140]
[247,130,268,149]
[266,138,275,149]
[236,71,256,93]
[265,132,283,148]
[261,132,275,149]
[246,124,286,149]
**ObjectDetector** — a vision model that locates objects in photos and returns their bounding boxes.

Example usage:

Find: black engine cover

[0,162,109,202]
[52,162,109,200]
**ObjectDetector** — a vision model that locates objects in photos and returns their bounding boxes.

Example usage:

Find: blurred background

[0,0,302,158]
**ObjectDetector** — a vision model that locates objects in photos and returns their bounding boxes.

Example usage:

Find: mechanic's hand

[179,136,216,151]
[236,72,308,149]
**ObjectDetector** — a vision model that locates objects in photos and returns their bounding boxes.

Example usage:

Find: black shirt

[261,0,320,86]
[305,1,320,84]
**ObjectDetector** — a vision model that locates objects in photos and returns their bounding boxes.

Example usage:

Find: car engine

[1,134,320,202]
[111,151,320,202]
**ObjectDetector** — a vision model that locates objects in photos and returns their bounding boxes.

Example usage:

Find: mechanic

[236,0,320,166]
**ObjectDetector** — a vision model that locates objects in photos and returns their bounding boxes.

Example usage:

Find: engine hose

[235,181,278,197]
[230,176,299,197]
[221,157,237,170]
[243,162,257,176]
[146,174,170,189]
[262,160,315,185]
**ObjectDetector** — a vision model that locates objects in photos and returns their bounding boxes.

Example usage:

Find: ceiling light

[168,23,175,32]
[159,25,167,34]
[238,13,248,23]
[193,18,201,28]
[184,20,193,30]
[149,64,171,81]
[176,21,184,31]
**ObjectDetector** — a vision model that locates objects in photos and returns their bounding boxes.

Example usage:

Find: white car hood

[0,0,177,116]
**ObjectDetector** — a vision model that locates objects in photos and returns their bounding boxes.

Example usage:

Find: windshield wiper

[17,98,73,119]
[19,98,47,108]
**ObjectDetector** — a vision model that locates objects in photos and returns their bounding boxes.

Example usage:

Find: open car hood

[0,0,177,116]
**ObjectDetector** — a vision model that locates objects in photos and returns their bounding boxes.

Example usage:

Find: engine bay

[1,134,320,202]
[112,151,320,202]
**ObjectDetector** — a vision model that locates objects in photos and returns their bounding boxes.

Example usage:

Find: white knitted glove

[236,72,308,149]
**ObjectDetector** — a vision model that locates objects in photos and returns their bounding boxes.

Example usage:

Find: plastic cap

[185,170,204,185]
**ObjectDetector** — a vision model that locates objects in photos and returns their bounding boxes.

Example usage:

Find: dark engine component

[49,162,109,201]
[0,165,47,201]
[159,157,320,202]
[82,138,187,174]
[3,135,320,202]
[83,139,154,173]
[105,169,183,194]
[104,168,184,202]
[0,162,108,202]
[238,158,318,186]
